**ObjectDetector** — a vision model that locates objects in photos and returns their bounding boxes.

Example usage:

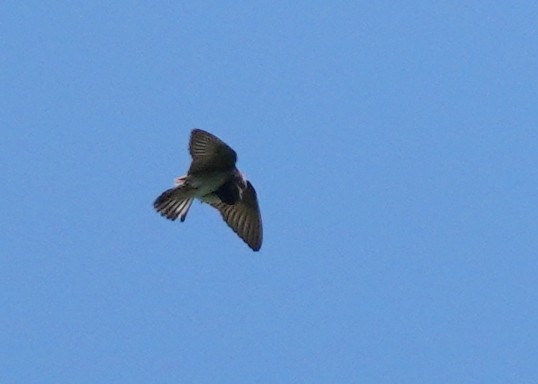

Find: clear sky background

[2,2,538,383]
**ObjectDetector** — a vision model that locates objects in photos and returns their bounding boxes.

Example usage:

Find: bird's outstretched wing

[188,129,237,174]
[209,181,263,251]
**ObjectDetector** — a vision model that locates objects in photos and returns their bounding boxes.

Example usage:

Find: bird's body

[154,129,263,251]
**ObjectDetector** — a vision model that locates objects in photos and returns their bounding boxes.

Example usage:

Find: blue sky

[2,1,538,383]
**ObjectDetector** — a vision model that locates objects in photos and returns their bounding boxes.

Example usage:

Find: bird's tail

[154,184,195,222]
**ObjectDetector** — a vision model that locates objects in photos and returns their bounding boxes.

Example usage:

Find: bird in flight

[153,129,263,251]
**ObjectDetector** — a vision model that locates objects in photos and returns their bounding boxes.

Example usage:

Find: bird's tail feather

[154,186,195,222]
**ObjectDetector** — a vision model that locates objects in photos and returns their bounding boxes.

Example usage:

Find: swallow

[153,129,263,251]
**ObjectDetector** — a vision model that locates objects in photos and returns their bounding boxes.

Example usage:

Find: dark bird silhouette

[154,129,263,251]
